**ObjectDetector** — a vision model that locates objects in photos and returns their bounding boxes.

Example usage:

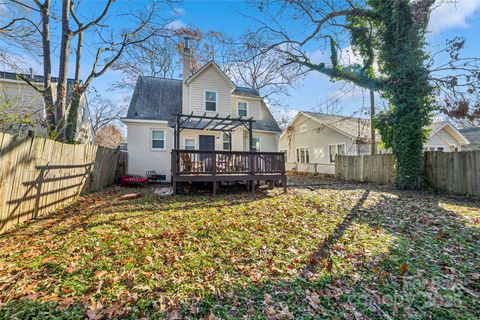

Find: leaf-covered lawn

[0,184,478,319]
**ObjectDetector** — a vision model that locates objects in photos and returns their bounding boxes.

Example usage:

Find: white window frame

[300,124,308,133]
[204,90,218,112]
[252,136,261,152]
[222,133,230,151]
[237,100,248,117]
[151,129,166,151]
[328,143,346,163]
[183,137,196,150]
[295,146,310,163]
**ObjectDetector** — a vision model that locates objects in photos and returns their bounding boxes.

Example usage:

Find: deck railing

[171,150,285,176]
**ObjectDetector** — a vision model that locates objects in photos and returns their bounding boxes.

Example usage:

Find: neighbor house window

[252,137,261,152]
[151,130,165,150]
[329,144,345,163]
[296,147,309,163]
[300,124,308,133]
[205,91,217,111]
[223,133,230,150]
[238,101,248,117]
[184,138,196,150]
[437,147,444,152]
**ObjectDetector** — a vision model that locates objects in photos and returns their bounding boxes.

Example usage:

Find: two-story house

[0,71,94,143]
[122,40,284,192]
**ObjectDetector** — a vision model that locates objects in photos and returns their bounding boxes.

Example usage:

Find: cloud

[428,1,480,34]
[166,19,186,30]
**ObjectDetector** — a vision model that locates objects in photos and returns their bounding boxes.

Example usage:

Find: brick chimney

[182,37,191,114]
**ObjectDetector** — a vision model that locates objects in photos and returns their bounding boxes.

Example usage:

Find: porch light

[216,136,220,144]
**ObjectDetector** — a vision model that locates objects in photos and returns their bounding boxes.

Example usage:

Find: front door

[199,135,215,171]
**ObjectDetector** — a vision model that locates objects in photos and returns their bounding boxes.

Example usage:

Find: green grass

[0,184,478,319]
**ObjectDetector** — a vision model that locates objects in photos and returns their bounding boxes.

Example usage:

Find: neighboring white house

[122,45,282,181]
[279,111,470,174]
[0,71,93,143]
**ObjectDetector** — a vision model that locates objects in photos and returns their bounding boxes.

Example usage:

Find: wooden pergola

[170,113,287,195]
[174,113,255,151]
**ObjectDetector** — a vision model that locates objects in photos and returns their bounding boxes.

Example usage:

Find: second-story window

[205,91,217,112]
[238,101,248,117]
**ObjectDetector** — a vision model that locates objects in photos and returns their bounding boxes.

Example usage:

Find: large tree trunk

[65,29,83,143]
[55,0,72,140]
[40,0,55,132]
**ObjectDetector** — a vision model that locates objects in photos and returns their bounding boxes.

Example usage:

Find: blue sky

[2,0,480,121]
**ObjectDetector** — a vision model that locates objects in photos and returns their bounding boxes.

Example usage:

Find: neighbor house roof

[301,111,372,141]
[0,71,75,84]
[124,76,281,132]
[459,127,480,150]
[291,112,469,144]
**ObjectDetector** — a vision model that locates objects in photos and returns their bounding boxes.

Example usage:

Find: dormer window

[205,90,217,112]
[238,101,248,117]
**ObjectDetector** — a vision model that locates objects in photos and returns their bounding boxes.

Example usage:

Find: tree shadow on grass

[0,185,478,319]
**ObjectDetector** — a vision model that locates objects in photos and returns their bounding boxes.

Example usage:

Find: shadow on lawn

[186,187,479,319]
[1,186,271,239]
[0,185,479,319]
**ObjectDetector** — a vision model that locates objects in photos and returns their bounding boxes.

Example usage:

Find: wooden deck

[171,150,286,195]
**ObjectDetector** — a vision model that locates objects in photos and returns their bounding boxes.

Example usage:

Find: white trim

[295,146,310,164]
[183,137,196,150]
[429,122,470,145]
[122,118,169,125]
[300,124,308,133]
[253,129,281,134]
[189,85,192,113]
[204,89,218,112]
[231,94,263,100]
[237,100,249,117]
[151,129,166,151]
[186,61,236,89]
[328,143,347,163]
[252,136,262,152]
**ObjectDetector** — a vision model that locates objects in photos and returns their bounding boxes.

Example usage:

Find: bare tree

[86,88,125,136]
[428,37,480,127]
[224,31,305,102]
[0,0,177,142]
[111,36,179,89]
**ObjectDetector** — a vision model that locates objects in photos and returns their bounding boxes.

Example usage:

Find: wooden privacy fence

[335,151,480,196]
[424,151,480,196]
[0,132,122,234]
[335,154,396,185]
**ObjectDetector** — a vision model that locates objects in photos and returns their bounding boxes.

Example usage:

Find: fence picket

[0,133,121,234]
[336,151,480,196]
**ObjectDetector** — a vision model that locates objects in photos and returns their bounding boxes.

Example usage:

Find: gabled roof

[125,76,182,126]
[283,111,470,145]
[232,86,261,98]
[459,127,480,150]
[123,75,282,133]
[185,61,235,89]
[428,121,470,145]
[300,111,372,141]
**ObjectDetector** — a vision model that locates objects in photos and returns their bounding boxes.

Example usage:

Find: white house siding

[188,67,232,117]
[425,127,463,151]
[279,115,358,174]
[231,96,260,119]
[125,122,174,180]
